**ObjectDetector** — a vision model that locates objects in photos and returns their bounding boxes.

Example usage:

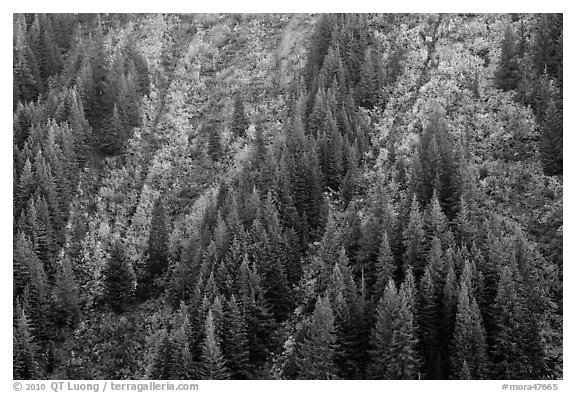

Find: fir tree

[494,25,520,91]
[491,266,531,379]
[403,195,425,278]
[146,330,172,379]
[199,310,230,380]
[450,279,488,379]
[53,256,80,329]
[374,231,395,300]
[224,295,250,379]
[368,279,399,379]
[137,198,169,300]
[103,242,134,313]
[296,296,338,379]
[13,304,39,380]
[231,92,249,138]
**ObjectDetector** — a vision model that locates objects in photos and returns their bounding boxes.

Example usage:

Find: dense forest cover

[13,13,562,380]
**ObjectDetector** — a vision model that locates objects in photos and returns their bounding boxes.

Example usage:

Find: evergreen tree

[169,308,195,379]
[13,304,39,380]
[296,296,338,379]
[369,278,420,379]
[146,330,172,379]
[53,256,80,329]
[494,25,520,91]
[403,195,425,278]
[231,92,249,138]
[368,279,399,379]
[491,266,531,379]
[103,242,134,313]
[539,92,563,176]
[137,198,169,300]
[199,310,230,380]
[450,280,488,379]
[207,122,222,162]
[373,231,395,300]
[224,295,250,379]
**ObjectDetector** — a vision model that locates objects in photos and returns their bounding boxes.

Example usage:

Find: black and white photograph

[11,7,564,385]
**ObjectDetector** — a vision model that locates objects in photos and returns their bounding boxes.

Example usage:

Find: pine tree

[373,231,395,300]
[403,194,425,278]
[231,92,249,138]
[13,304,39,380]
[224,295,250,379]
[53,256,80,329]
[450,279,488,379]
[13,232,48,341]
[494,25,520,91]
[296,296,338,379]
[368,279,399,379]
[539,92,562,176]
[491,266,531,379]
[17,158,35,216]
[369,278,420,379]
[199,310,230,380]
[137,198,169,300]
[146,329,172,379]
[387,282,421,379]
[103,242,134,313]
[426,191,454,250]
[207,122,222,162]
[169,307,195,379]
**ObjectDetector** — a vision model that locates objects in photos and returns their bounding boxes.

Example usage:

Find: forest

[13,13,562,380]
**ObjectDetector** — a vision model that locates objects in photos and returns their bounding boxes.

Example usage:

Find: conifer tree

[387,281,421,379]
[13,232,48,341]
[13,304,39,380]
[539,93,563,176]
[224,295,250,379]
[231,92,249,138]
[169,309,195,379]
[53,256,80,329]
[199,310,230,380]
[137,198,169,300]
[450,279,488,379]
[296,296,338,379]
[146,330,172,379]
[494,25,520,91]
[374,231,395,300]
[403,195,425,278]
[369,278,420,379]
[368,279,399,379]
[103,242,134,313]
[207,123,222,162]
[491,266,531,379]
